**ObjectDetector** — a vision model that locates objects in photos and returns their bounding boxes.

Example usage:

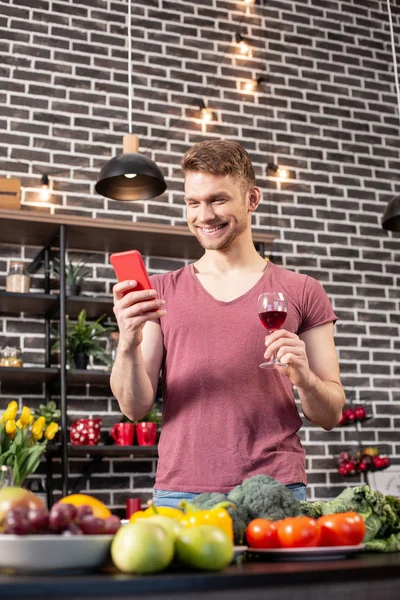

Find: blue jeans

[153,482,306,508]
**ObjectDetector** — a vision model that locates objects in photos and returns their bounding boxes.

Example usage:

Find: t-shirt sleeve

[298,276,337,335]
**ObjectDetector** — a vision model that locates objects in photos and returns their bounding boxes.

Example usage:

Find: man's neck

[195,241,266,276]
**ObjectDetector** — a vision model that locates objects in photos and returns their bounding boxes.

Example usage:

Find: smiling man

[111,140,345,507]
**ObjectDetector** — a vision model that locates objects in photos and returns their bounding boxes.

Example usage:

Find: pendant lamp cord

[387,0,400,128]
[128,0,132,134]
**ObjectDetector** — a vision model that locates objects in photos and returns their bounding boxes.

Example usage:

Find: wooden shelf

[0,208,275,259]
[66,369,111,386]
[0,291,58,317]
[0,291,114,319]
[0,366,59,392]
[47,444,158,457]
[0,366,111,390]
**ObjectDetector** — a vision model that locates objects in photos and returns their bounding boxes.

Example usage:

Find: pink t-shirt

[150,262,337,493]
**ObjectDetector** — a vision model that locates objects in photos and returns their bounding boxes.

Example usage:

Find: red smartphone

[110,249,153,291]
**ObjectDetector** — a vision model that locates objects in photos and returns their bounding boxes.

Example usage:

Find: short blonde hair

[182,140,256,191]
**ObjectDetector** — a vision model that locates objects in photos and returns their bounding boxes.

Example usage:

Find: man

[111,140,345,506]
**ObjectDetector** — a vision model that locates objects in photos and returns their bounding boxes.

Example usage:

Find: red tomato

[246,518,280,549]
[277,517,321,548]
[318,512,366,547]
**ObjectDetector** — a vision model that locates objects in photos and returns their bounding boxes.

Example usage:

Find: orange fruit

[59,493,111,519]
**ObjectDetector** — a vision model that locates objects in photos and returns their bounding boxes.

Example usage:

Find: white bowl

[0,534,113,573]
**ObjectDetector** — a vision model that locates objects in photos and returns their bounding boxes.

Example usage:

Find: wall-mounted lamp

[39,174,50,201]
[199,100,213,123]
[241,76,266,93]
[267,163,289,181]
[235,32,250,55]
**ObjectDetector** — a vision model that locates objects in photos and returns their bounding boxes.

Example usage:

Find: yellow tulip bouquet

[0,400,60,486]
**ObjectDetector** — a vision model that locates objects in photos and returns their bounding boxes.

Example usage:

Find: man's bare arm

[110,321,163,421]
[110,280,166,421]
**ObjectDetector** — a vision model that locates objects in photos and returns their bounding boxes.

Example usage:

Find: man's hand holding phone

[110,250,166,352]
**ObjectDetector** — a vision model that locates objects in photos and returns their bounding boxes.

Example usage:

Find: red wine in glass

[259,310,287,333]
[258,292,288,368]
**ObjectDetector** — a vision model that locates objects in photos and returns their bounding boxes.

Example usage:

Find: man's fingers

[113,280,137,300]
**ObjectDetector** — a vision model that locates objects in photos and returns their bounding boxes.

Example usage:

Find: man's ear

[248,186,261,212]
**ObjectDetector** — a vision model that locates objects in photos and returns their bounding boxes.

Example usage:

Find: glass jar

[0,346,23,367]
[6,261,30,293]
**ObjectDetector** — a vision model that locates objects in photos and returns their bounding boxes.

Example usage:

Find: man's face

[184,172,251,251]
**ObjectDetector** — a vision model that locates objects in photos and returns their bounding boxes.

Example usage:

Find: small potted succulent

[52,256,91,296]
[52,309,114,370]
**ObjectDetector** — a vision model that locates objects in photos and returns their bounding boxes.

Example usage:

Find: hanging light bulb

[95,0,166,201]
[267,163,289,180]
[235,33,250,55]
[241,76,265,93]
[39,174,50,201]
[199,100,213,123]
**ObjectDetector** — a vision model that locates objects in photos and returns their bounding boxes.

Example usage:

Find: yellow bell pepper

[179,501,234,542]
[129,502,184,523]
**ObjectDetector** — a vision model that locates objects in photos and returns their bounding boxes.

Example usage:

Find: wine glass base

[259,360,288,369]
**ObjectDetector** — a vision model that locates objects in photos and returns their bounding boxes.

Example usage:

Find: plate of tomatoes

[245,512,366,561]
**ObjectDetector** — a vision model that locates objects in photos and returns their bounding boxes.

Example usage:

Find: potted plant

[0,400,60,487]
[52,256,91,296]
[52,309,114,370]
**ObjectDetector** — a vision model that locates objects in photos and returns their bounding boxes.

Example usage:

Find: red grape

[78,516,106,535]
[49,503,77,532]
[62,521,83,536]
[75,504,93,519]
[5,508,31,535]
[27,508,50,533]
[104,515,121,534]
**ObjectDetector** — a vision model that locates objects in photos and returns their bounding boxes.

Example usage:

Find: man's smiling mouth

[197,224,228,234]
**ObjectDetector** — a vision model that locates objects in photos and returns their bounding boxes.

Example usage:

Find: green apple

[175,524,234,571]
[111,521,174,574]
[144,515,183,542]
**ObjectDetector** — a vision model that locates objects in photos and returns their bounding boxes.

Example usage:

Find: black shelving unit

[0,208,275,504]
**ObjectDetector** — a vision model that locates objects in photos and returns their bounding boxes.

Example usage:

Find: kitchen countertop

[0,551,400,600]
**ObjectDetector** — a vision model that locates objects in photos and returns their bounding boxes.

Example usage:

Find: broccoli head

[227,474,301,522]
[190,492,250,545]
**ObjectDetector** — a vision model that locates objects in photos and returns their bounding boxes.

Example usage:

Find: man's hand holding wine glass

[264,329,316,389]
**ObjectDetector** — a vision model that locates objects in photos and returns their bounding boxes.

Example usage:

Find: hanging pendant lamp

[95,1,166,202]
[382,0,400,231]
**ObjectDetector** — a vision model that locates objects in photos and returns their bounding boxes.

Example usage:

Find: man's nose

[198,203,215,222]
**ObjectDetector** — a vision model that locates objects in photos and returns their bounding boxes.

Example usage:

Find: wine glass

[258,292,288,369]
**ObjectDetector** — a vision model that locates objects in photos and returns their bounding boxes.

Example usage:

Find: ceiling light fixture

[235,32,250,55]
[382,0,400,231]
[95,0,166,201]
[39,174,50,202]
[199,100,213,123]
[243,0,255,5]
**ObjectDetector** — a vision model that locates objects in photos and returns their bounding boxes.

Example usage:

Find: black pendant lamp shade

[382,195,400,232]
[95,135,167,201]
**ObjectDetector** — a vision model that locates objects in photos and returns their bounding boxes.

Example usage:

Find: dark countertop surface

[1,550,400,600]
